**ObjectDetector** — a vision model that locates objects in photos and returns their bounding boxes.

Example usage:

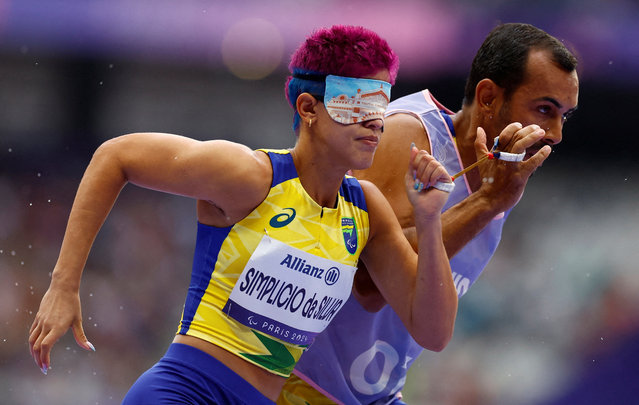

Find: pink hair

[288,25,399,84]
[285,25,399,129]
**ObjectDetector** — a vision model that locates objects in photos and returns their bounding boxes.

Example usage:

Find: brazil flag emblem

[341,217,357,255]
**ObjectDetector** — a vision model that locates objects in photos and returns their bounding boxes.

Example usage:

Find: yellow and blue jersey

[177,149,370,377]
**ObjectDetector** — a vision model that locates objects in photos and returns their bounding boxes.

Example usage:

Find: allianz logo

[280,254,340,285]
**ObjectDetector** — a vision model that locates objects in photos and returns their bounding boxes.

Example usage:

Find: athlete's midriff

[173,334,286,401]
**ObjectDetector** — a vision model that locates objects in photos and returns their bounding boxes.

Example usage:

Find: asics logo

[270,208,296,228]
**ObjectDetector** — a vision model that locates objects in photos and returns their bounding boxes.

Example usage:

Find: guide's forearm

[441,191,501,258]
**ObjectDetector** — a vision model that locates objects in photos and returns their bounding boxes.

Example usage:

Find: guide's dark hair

[463,23,578,105]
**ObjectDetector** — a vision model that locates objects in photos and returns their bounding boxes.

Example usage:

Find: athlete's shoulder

[356,180,389,213]
[256,149,298,187]
[258,148,291,155]
[340,175,367,212]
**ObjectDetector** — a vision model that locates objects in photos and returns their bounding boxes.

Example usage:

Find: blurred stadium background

[1,1,638,404]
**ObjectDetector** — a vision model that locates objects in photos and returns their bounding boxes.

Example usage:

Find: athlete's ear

[475,78,503,113]
[296,93,319,127]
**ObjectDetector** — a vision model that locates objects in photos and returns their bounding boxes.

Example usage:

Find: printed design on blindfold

[324,75,391,125]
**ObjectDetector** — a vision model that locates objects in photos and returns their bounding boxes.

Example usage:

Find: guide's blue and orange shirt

[177,149,370,377]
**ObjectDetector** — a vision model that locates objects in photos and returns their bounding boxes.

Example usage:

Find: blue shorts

[122,343,275,405]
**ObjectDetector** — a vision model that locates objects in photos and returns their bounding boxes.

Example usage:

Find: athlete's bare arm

[358,147,457,351]
[29,133,272,373]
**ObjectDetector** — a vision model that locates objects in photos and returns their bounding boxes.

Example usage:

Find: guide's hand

[475,124,551,212]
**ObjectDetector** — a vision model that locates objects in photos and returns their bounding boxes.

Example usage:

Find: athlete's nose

[363,118,384,132]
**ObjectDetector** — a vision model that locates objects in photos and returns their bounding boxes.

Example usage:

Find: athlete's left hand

[405,145,451,217]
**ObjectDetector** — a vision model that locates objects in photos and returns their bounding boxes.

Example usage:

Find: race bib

[223,235,357,345]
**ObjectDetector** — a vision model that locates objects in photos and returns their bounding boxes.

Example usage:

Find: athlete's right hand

[29,283,95,374]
